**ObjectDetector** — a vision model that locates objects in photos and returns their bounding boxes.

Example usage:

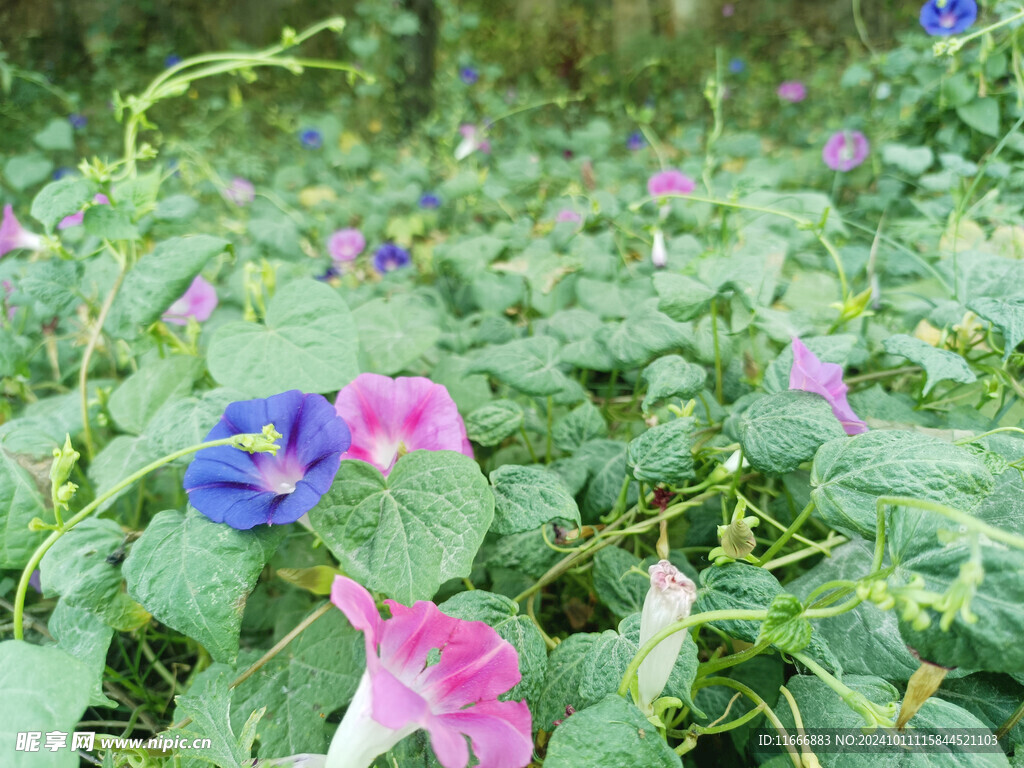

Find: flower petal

[415,619,521,709]
[426,699,533,768]
[370,665,431,731]
[331,576,383,654]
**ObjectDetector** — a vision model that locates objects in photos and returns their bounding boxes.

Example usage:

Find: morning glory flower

[222,177,255,206]
[788,337,868,435]
[776,80,807,103]
[372,243,411,273]
[52,167,74,180]
[334,373,473,477]
[647,169,696,198]
[419,192,442,209]
[822,130,869,172]
[328,228,366,263]
[459,66,479,84]
[0,205,43,257]
[556,209,582,224]
[728,58,746,74]
[183,391,351,529]
[162,275,218,325]
[651,229,668,269]
[325,575,533,768]
[165,53,183,68]
[638,560,698,715]
[58,194,110,230]
[722,3,735,17]
[626,131,646,151]
[920,0,977,35]
[68,113,87,130]
[300,128,324,150]
[454,124,490,160]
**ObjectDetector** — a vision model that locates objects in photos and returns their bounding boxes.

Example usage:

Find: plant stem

[80,261,128,460]
[710,297,723,403]
[996,697,1024,740]
[756,502,815,566]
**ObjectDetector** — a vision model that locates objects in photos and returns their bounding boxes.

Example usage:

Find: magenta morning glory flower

[325,576,533,768]
[372,243,411,273]
[920,0,977,35]
[222,177,255,206]
[647,169,696,198]
[333,374,473,477]
[328,228,366,263]
[58,194,110,230]
[788,337,868,435]
[777,80,807,103]
[162,275,218,326]
[183,391,351,529]
[300,128,324,150]
[822,130,870,172]
[419,192,442,209]
[555,209,582,224]
[1,205,43,257]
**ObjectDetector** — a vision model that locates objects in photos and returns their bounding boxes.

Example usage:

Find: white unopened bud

[638,560,698,714]
[651,229,668,269]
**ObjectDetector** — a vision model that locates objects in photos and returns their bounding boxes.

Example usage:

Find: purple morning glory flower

[328,228,366,262]
[419,192,441,209]
[729,58,746,74]
[776,81,807,103]
[317,266,341,282]
[789,337,868,435]
[373,243,411,273]
[165,54,183,68]
[822,130,870,172]
[183,391,351,529]
[460,66,479,84]
[556,209,582,224]
[300,128,323,150]
[920,0,977,36]
[627,131,646,151]
[68,114,87,130]
[222,177,255,206]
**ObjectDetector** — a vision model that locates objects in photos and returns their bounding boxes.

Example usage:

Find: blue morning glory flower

[183,391,351,530]
[165,53,183,68]
[300,128,324,149]
[728,58,746,74]
[460,66,479,84]
[920,0,977,35]
[68,114,87,130]
[373,243,412,273]
[52,167,74,180]
[626,131,645,151]
[419,192,441,209]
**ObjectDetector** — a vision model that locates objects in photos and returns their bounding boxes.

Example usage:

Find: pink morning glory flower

[788,337,868,435]
[162,275,218,326]
[222,177,255,206]
[1,205,43,256]
[328,228,366,263]
[777,80,807,103]
[822,130,870,172]
[326,576,533,768]
[333,374,473,477]
[555,209,582,224]
[58,194,110,230]
[454,124,491,161]
[647,169,696,198]
[638,560,697,714]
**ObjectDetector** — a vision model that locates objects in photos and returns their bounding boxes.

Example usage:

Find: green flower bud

[49,434,80,492]
[233,423,283,455]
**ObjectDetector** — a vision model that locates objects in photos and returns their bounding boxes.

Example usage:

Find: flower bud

[49,434,80,495]
[638,560,698,714]
[651,229,668,269]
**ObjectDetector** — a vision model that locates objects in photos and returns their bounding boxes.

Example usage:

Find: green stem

[545,396,554,463]
[996,697,1024,740]
[756,502,814,566]
[878,495,1024,552]
[12,434,264,640]
[710,298,723,404]
[697,638,773,677]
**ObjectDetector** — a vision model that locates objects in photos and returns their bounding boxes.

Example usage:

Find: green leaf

[465,399,524,446]
[626,417,696,485]
[739,391,846,475]
[0,447,48,568]
[3,153,53,190]
[489,464,581,534]
[535,633,600,732]
[108,355,204,434]
[143,389,242,457]
[209,279,360,397]
[641,355,707,412]
[654,272,717,321]
[231,604,364,756]
[957,98,1001,138]
[757,593,811,653]
[309,451,493,603]
[810,430,994,539]
[33,118,74,151]
[173,664,256,768]
[87,435,160,513]
[83,203,139,240]
[0,641,93,768]
[356,296,440,375]
[881,144,934,176]
[696,563,841,672]
[107,235,230,339]
[968,297,1024,361]
[581,614,702,716]
[123,508,284,664]
[882,335,976,395]
[603,300,695,368]
[552,401,607,452]
[40,518,150,631]
[544,695,682,768]
[30,177,91,231]
[438,590,548,710]
[49,600,117,708]
[154,194,200,221]
[938,673,1024,745]
[20,260,83,315]
[467,336,577,397]
[576,439,637,523]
